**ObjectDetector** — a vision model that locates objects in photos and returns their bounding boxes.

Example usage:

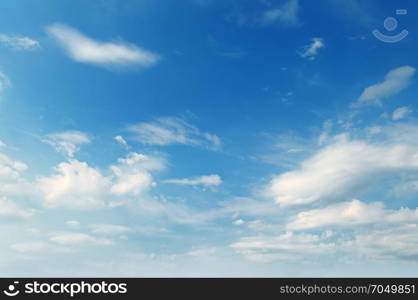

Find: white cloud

[392,106,412,121]
[298,38,324,60]
[231,231,335,262]
[0,152,28,180]
[10,241,47,253]
[114,135,129,148]
[90,224,132,235]
[262,0,300,26]
[50,232,113,246]
[110,152,165,196]
[38,160,110,209]
[266,131,418,206]
[0,34,40,51]
[43,131,90,158]
[346,225,418,261]
[0,151,32,197]
[128,117,221,150]
[233,219,245,226]
[0,197,33,218]
[187,247,218,257]
[66,220,80,227]
[355,66,416,106]
[287,199,418,230]
[46,23,159,69]
[164,174,222,187]
[0,71,11,93]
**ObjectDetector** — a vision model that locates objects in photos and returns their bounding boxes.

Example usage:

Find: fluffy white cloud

[0,34,40,51]
[298,38,324,60]
[46,23,159,69]
[262,0,300,26]
[287,200,418,230]
[90,224,132,235]
[38,160,110,209]
[355,66,415,106]
[392,106,412,121]
[128,117,221,150]
[164,174,222,187]
[50,232,113,246]
[110,152,165,196]
[43,131,90,158]
[0,197,33,218]
[266,132,418,206]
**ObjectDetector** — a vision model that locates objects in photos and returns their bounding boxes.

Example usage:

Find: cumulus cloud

[164,174,222,187]
[298,38,324,60]
[262,0,300,26]
[287,199,418,230]
[46,23,159,69]
[43,131,90,158]
[392,106,412,121]
[110,152,165,196]
[266,130,418,206]
[354,66,416,106]
[38,160,110,209]
[0,34,40,50]
[35,151,165,209]
[128,117,221,150]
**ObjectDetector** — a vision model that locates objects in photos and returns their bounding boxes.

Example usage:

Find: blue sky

[1,0,418,276]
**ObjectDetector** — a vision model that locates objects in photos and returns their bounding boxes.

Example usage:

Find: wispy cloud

[265,126,418,206]
[354,66,416,106]
[287,199,418,230]
[89,224,132,235]
[128,117,221,150]
[231,231,335,262]
[297,38,324,60]
[0,34,40,51]
[46,23,160,69]
[392,106,412,121]
[262,0,300,26]
[50,232,113,246]
[114,135,129,148]
[165,174,222,187]
[42,131,90,158]
[0,71,11,93]
[0,197,34,218]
